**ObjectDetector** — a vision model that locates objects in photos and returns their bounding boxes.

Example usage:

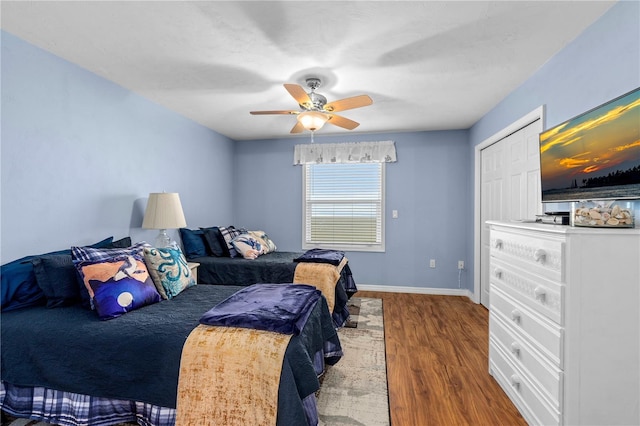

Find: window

[303,162,385,252]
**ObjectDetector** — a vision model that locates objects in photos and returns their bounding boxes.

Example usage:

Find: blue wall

[1,31,236,262]
[234,130,471,290]
[2,1,638,294]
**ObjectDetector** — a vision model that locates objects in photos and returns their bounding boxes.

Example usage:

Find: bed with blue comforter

[190,250,358,328]
[1,284,342,426]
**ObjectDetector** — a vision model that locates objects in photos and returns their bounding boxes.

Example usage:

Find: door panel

[480,141,505,307]
[479,119,542,307]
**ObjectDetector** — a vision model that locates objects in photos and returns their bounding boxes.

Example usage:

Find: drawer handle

[534,286,547,302]
[494,268,503,279]
[510,342,521,357]
[510,374,521,389]
[534,248,547,263]
[494,239,503,249]
[511,309,522,324]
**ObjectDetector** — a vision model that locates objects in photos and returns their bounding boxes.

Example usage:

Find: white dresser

[487,220,640,426]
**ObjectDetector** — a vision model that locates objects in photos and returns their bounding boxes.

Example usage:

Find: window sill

[302,242,385,253]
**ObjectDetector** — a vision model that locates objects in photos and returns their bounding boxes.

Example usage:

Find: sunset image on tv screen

[539,88,640,202]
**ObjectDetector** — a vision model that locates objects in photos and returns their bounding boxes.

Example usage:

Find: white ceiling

[1,1,616,141]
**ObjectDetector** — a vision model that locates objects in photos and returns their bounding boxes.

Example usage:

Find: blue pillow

[110,236,132,248]
[200,227,227,257]
[179,228,207,258]
[1,256,45,312]
[91,236,116,249]
[0,236,115,312]
[32,254,80,308]
[75,254,161,320]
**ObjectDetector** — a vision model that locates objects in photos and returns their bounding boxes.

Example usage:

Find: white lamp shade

[142,193,187,230]
[297,111,329,131]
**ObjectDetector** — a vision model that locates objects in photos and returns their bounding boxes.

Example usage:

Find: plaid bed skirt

[0,381,172,425]
[1,382,321,426]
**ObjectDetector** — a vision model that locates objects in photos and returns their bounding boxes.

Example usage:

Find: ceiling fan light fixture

[297,110,328,131]
[250,78,372,134]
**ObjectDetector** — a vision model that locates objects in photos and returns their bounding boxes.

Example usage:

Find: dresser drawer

[490,257,564,325]
[490,229,564,283]
[490,313,563,410]
[490,340,561,426]
[490,285,563,367]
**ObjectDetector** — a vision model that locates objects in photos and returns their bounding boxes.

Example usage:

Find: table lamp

[142,192,187,248]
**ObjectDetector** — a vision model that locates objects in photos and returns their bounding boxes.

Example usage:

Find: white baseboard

[355,284,474,301]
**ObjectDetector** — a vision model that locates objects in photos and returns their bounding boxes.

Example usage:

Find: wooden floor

[355,291,527,426]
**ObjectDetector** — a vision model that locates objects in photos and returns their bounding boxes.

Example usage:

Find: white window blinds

[303,162,385,251]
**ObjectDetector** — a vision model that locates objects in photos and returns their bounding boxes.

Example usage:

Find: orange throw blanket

[293,257,347,313]
[176,325,292,426]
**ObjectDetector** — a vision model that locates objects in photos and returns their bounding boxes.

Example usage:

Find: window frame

[301,162,386,252]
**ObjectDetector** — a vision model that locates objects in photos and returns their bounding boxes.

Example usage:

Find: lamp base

[155,229,172,248]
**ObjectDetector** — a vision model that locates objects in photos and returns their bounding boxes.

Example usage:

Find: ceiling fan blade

[324,95,373,113]
[250,110,298,115]
[327,114,360,130]
[284,84,312,108]
[290,121,305,133]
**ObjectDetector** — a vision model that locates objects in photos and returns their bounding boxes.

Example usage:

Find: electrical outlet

[458,260,464,270]
[430,259,436,268]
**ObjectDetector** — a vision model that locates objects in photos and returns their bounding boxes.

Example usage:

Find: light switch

[392,210,398,219]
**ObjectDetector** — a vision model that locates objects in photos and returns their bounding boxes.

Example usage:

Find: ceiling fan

[250,78,373,134]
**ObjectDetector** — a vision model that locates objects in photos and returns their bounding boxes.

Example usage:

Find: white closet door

[480,119,542,307]
[506,122,543,221]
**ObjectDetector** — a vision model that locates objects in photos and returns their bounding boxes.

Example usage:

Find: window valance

[293,141,397,165]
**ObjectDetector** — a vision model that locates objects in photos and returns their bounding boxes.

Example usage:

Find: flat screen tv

[539,87,640,203]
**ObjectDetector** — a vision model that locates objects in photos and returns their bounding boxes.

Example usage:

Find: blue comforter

[1,285,341,425]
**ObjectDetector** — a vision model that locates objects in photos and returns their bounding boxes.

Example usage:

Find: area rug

[1,298,389,426]
[317,297,390,426]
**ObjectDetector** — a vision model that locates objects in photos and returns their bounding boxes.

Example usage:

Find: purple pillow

[75,254,161,320]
